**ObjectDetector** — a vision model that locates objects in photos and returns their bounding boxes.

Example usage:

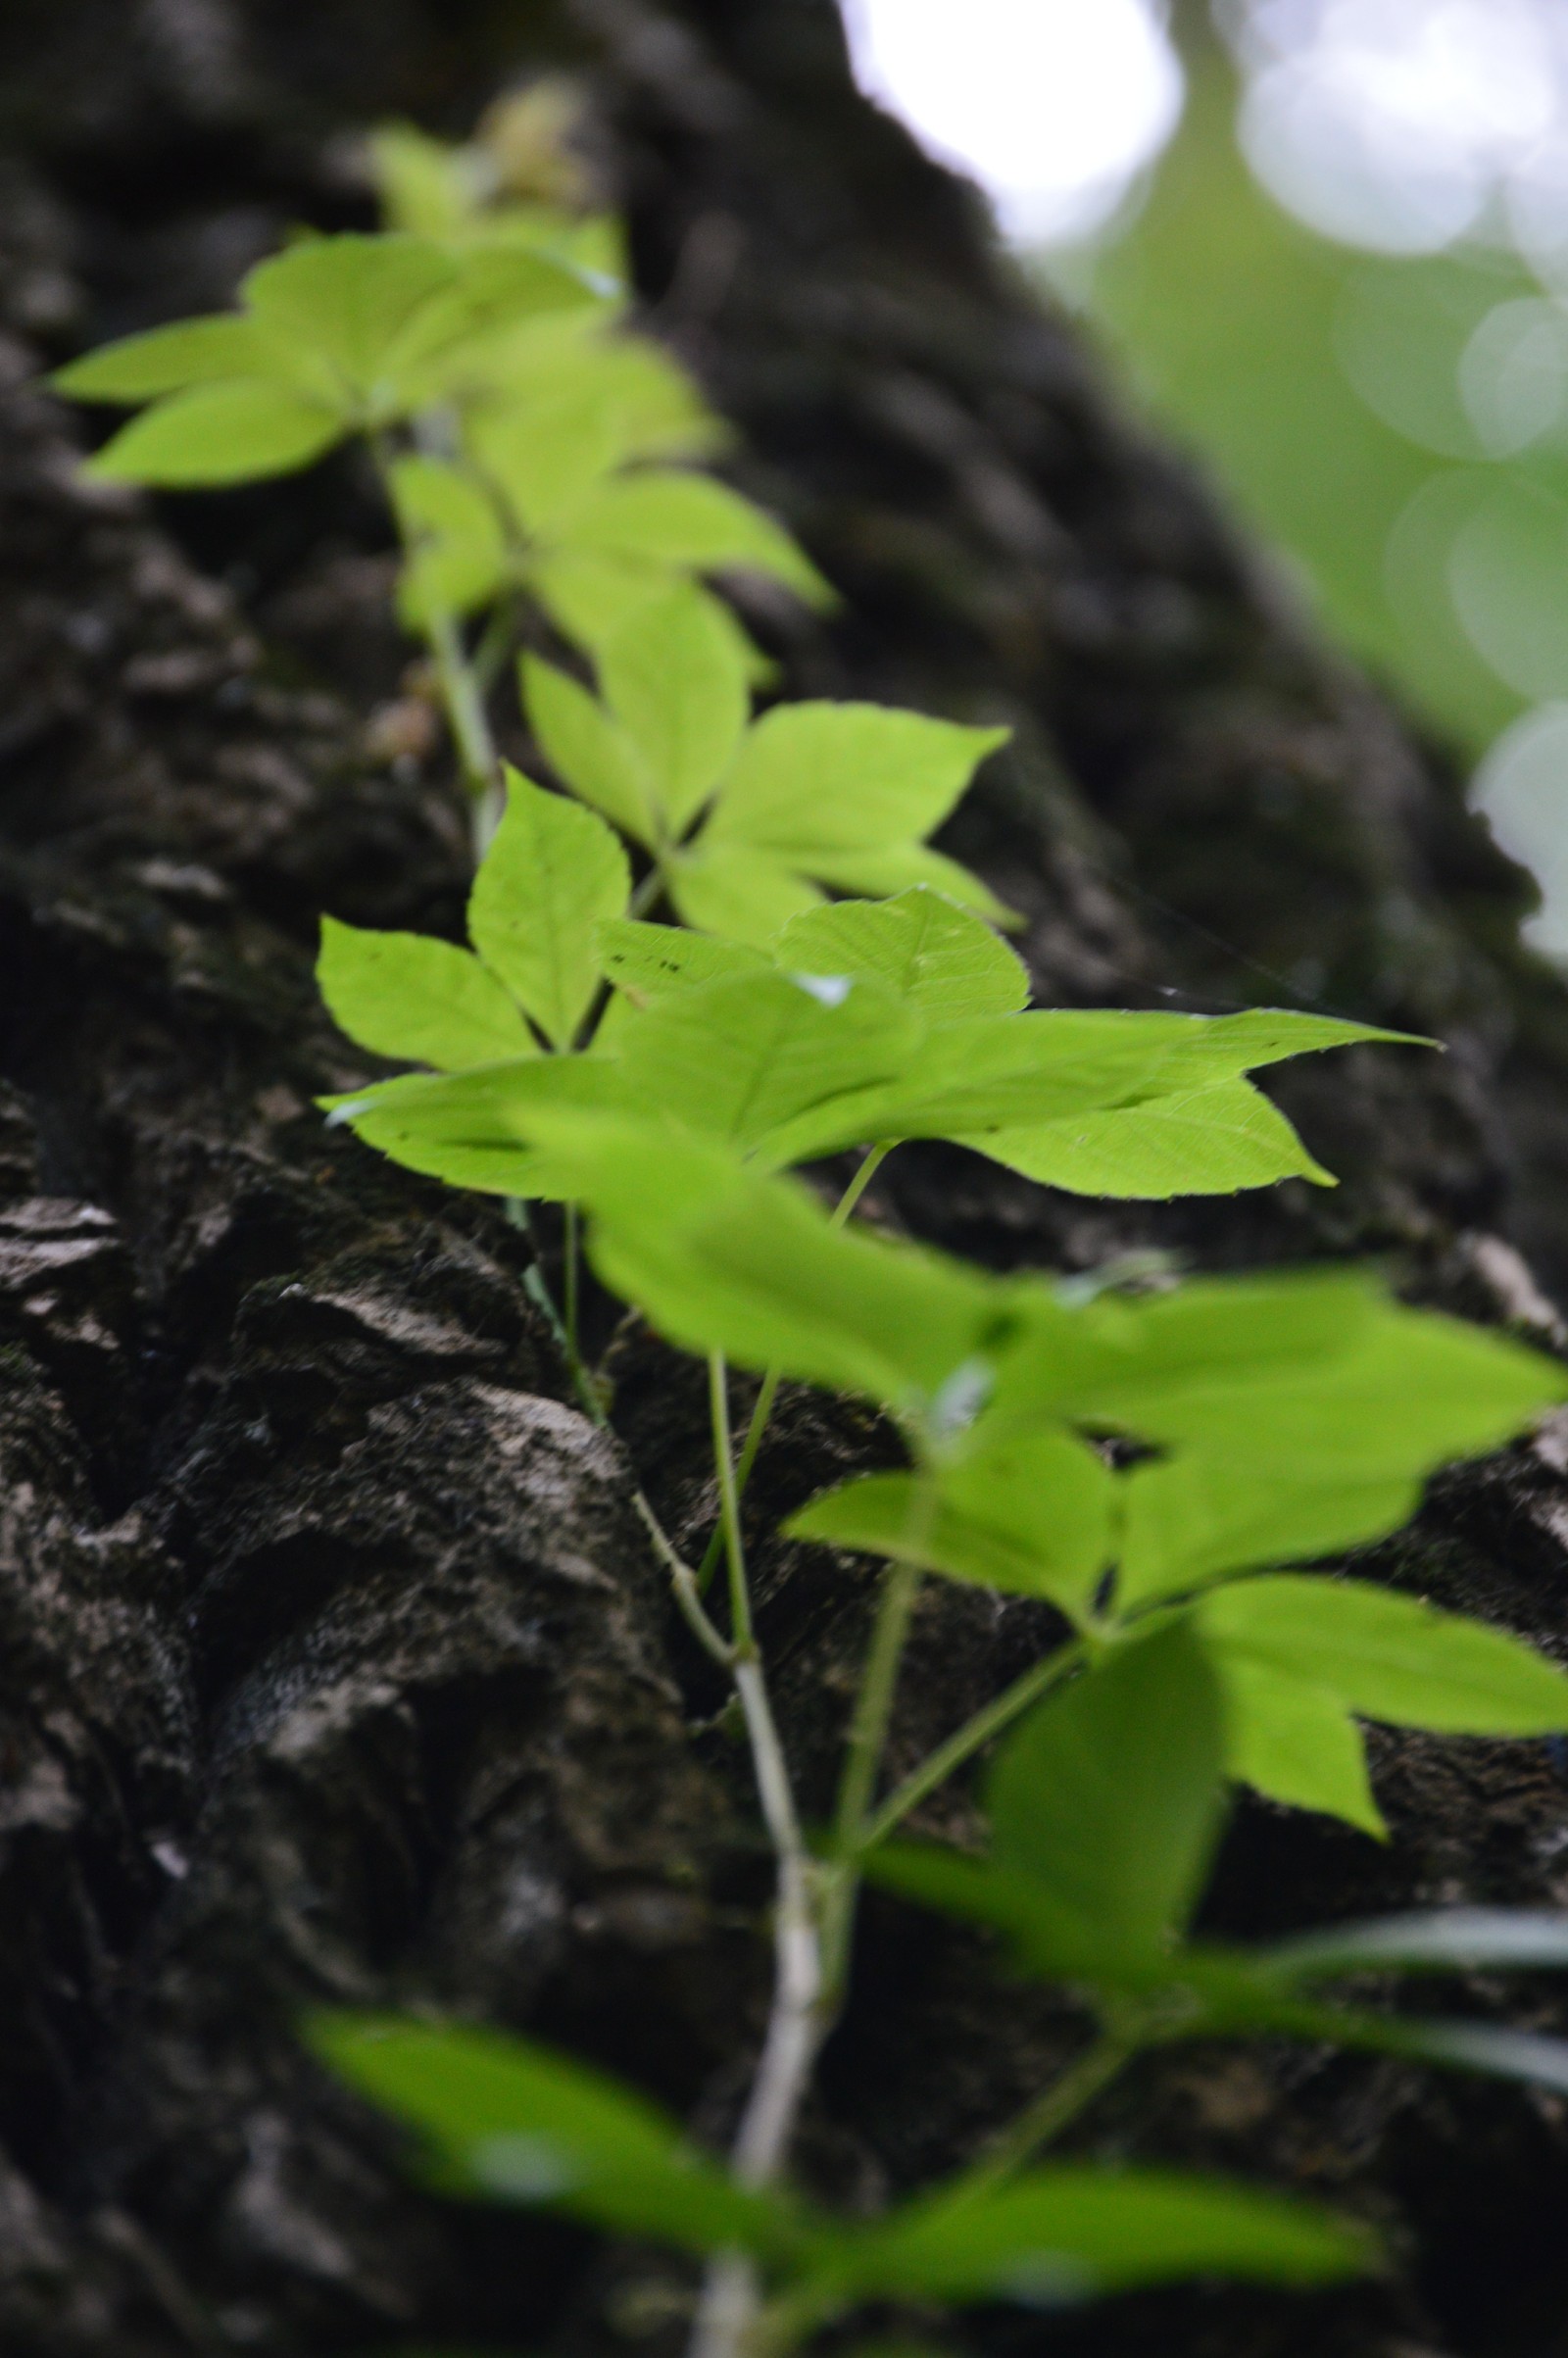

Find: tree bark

[4,4,1568,2354]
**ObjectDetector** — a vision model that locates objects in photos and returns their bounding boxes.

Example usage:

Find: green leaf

[1138,1007,1430,1084]
[507,1116,1013,1417]
[787,1428,1114,1616]
[318,916,534,1071]
[803,841,1019,926]
[53,314,273,402]
[595,919,768,1006]
[1260,1908,1568,1982]
[987,1624,1227,1957]
[326,1056,622,1198]
[564,470,833,606]
[612,969,917,1156]
[521,656,655,844]
[812,2167,1374,2302]
[471,396,622,535]
[83,380,343,486]
[1076,1288,1566,1469]
[598,587,751,835]
[668,845,825,945]
[775,890,1029,1017]
[467,767,629,1047]
[309,2012,801,2260]
[968,1076,1335,1199]
[243,233,458,400]
[370,123,479,239]
[1217,1658,1387,1839]
[1195,1575,1568,1735]
[1117,1454,1423,1610]
[389,456,507,628]
[702,703,1009,862]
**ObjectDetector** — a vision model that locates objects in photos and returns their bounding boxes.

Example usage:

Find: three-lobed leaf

[467,767,629,1047]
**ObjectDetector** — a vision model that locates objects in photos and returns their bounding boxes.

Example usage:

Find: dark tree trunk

[4,5,1568,2354]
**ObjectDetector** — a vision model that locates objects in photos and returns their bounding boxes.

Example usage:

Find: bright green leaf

[598,587,751,835]
[565,469,833,606]
[471,396,622,535]
[53,314,273,402]
[987,1624,1227,1956]
[702,703,1009,861]
[318,915,533,1071]
[521,655,655,844]
[612,969,917,1155]
[967,1076,1335,1199]
[788,1428,1114,1616]
[1196,1575,1568,1735]
[1117,1453,1424,1609]
[326,1056,623,1198]
[84,379,343,486]
[390,455,507,628]
[466,767,629,1047]
[1217,1657,1387,1839]
[370,123,480,239]
[243,233,457,401]
[668,845,825,945]
[595,919,768,1006]
[776,889,1029,1017]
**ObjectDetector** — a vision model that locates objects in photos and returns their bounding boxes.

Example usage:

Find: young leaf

[967,1077,1335,1199]
[467,767,629,1047]
[1117,1454,1424,1611]
[987,1624,1227,1958]
[667,843,826,945]
[1195,1576,1568,1735]
[371,122,480,240]
[612,969,917,1155]
[521,655,656,845]
[242,233,458,402]
[389,456,507,628]
[597,587,751,835]
[471,396,623,535]
[309,2012,802,2260]
[564,469,833,606]
[1217,1658,1387,1839]
[788,1428,1114,1617]
[776,889,1030,1018]
[84,380,342,486]
[53,315,273,402]
[497,1114,1013,1416]
[810,2167,1374,2302]
[702,703,1009,863]
[595,918,768,1005]
[326,1056,622,1199]
[318,916,534,1071]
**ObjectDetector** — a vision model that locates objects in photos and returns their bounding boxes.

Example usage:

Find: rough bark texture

[5,4,1568,2354]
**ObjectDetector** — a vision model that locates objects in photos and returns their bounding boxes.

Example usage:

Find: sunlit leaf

[564,470,832,606]
[788,1428,1113,1616]
[467,767,629,1047]
[1217,1657,1386,1839]
[318,915,534,1071]
[326,1056,622,1198]
[968,1077,1335,1198]
[243,233,458,400]
[668,844,825,945]
[775,890,1029,1017]
[53,314,274,401]
[702,703,1009,861]
[522,655,656,844]
[1117,1453,1423,1610]
[1195,1575,1568,1735]
[595,918,768,1005]
[389,456,507,628]
[598,587,751,836]
[84,380,343,485]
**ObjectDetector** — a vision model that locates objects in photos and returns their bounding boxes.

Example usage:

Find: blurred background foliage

[847,0,1568,958]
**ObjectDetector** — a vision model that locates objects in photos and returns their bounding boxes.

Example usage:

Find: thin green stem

[855,1636,1088,1855]
[695,1146,894,1595]
[628,863,668,920]
[955,2026,1142,2194]
[709,1352,756,1656]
